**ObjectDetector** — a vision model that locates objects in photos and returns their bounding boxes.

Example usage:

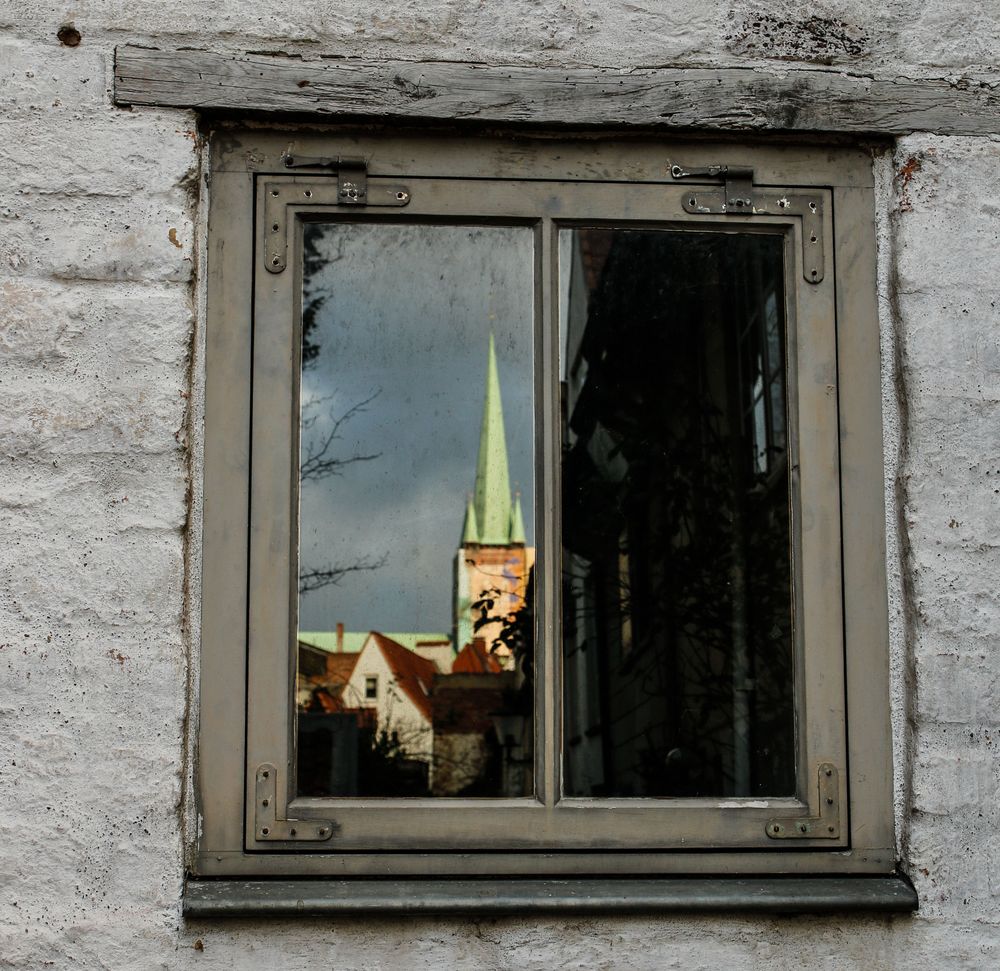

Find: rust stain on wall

[896,155,923,212]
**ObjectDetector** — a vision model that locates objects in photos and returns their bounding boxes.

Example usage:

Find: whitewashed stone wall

[1,2,998,968]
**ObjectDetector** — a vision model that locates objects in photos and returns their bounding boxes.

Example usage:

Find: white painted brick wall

[1,3,999,967]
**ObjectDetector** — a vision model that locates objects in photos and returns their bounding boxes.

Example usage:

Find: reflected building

[560,228,795,799]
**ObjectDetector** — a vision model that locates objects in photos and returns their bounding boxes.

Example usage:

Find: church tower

[453,335,534,656]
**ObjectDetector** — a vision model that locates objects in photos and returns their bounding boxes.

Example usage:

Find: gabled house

[346,631,440,765]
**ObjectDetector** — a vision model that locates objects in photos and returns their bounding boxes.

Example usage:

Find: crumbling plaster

[1,1,999,968]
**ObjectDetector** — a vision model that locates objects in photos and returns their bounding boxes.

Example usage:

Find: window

[197,131,895,882]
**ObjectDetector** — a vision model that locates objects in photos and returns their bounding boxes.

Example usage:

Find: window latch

[284,154,369,205]
[669,161,825,284]
[670,164,754,212]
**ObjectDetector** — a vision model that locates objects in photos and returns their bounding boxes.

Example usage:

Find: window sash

[244,176,846,851]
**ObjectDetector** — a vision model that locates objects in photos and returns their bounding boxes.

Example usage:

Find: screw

[262,798,269,807]
[261,827,269,836]
[270,190,278,197]
[826,797,834,805]
[825,768,832,777]
[272,256,280,266]
[799,823,808,832]
[262,770,269,778]
[828,825,835,833]
[290,828,297,836]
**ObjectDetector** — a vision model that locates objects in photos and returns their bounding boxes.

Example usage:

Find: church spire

[472,333,513,545]
[462,494,480,545]
[509,491,526,545]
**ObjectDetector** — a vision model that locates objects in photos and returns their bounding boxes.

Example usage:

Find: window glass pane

[297,223,535,798]
[560,228,793,798]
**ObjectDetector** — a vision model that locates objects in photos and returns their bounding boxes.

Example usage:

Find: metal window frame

[196,128,894,879]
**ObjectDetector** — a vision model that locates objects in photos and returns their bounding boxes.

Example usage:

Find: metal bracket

[669,163,825,284]
[263,176,411,274]
[766,763,842,839]
[254,763,334,842]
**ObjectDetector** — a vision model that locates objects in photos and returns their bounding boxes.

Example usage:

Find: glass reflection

[560,228,794,798]
[296,223,535,798]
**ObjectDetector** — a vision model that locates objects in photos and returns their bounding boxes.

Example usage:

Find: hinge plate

[766,763,842,839]
[254,763,334,842]
[263,173,411,274]
[670,163,825,284]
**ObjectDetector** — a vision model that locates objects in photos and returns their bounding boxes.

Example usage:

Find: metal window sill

[183,876,917,917]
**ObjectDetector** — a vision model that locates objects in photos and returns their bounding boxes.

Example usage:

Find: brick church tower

[453,335,534,658]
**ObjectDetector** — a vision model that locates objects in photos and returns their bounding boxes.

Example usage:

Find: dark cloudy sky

[297,223,535,635]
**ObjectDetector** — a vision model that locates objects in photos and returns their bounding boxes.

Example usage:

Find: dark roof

[369,632,438,721]
[430,672,516,735]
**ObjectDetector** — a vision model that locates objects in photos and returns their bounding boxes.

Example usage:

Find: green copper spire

[473,333,513,545]
[509,492,526,545]
[462,495,480,544]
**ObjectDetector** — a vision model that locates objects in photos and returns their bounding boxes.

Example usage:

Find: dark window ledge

[184,876,917,917]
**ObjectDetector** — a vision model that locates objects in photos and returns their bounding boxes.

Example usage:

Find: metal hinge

[284,154,371,204]
[765,763,842,839]
[253,763,334,842]
[670,164,755,211]
[264,154,411,274]
[669,163,825,284]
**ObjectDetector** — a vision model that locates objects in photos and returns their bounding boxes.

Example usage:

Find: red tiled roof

[453,638,503,675]
[369,632,438,721]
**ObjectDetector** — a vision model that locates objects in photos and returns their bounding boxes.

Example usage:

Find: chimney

[336,622,344,652]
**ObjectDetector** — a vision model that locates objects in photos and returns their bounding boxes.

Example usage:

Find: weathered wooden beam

[114,46,1000,136]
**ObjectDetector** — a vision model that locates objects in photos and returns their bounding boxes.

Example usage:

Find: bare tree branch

[298,553,388,595]
[300,390,383,483]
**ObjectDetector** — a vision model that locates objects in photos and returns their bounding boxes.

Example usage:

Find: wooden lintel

[114,45,1000,136]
